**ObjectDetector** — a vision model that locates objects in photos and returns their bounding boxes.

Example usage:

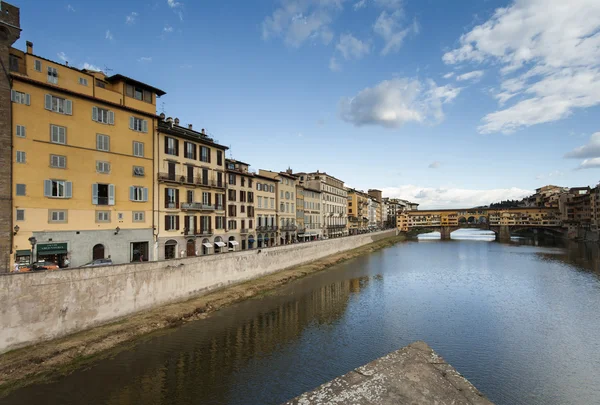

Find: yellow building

[254,174,277,247]
[225,159,256,250]
[154,117,228,259]
[259,170,297,244]
[303,186,322,240]
[347,189,369,235]
[296,185,306,240]
[9,40,164,268]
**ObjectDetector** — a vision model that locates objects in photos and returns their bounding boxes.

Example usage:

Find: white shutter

[92,106,98,122]
[45,94,52,110]
[129,186,135,201]
[65,182,72,198]
[142,120,148,133]
[60,127,66,144]
[25,94,30,106]
[44,180,52,197]
[129,116,134,130]
[92,183,98,204]
[65,99,72,115]
[108,111,114,125]
[108,184,115,205]
[10,90,16,102]
[143,187,148,202]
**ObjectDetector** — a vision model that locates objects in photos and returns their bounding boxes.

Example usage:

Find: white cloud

[329,56,341,72]
[167,0,184,20]
[126,11,138,24]
[81,62,102,72]
[66,4,75,12]
[261,0,344,48]
[535,170,564,180]
[443,72,454,79]
[565,132,600,159]
[353,0,366,10]
[428,161,441,169]
[339,77,460,128]
[57,52,68,62]
[105,30,114,40]
[164,25,174,33]
[336,33,370,60]
[373,10,415,55]
[455,70,484,82]
[374,0,403,8]
[443,0,600,134]
[380,185,532,209]
[138,57,152,63]
[578,158,600,170]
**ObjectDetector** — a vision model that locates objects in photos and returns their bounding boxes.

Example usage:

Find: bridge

[398,207,564,241]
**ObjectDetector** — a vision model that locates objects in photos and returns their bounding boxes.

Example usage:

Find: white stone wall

[0,230,396,353]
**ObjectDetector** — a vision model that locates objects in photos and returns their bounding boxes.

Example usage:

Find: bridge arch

[478,216,487,224]
[467,216,476,224]
[458,217,467,224]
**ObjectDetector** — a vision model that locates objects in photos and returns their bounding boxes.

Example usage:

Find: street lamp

[28,236,37,263]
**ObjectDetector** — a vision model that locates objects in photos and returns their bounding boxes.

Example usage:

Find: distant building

[254,174,277,248]
[225,159,256,251]
[259,169,297,244]
[303,186,323,240]
[347,189,370,235]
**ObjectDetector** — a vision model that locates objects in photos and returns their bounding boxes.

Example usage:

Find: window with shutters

[16,151,26,163]
[202,192,210,205]
[79,77,88,86]
[44,180,72,198]
[9,55,18,72]
[228,189,236,201]
[165,188,178,209]
[248,179,253,188]
[216,194,224,209]
[228,220,237,230]
[271,198,275,209]
[96,134,110,151]
[133,141,144,157]
[248,191,254,202]
[96,211,111,223]
[34,60,42,72]
[96,161,111,174]
[130,117,148,133]
[133,211,145,222]
[184,142,196,159]
[228,173,236,185]
[49,210,67,223]
[200,146,210,163]
[16,125,25,138]
[47,67,58,84]
[92,183,114,205]
[241,205,246,213]
[241,177,245,187]
[11,90,30,105]
[50,154,66,169]
[257,183,262,191]
[45,94,72,114]
[200,216,210,232]
[216,216,225,229]
[133,166,145,177]
[228,205,236,217]
[130,186,148,202]
[217,150,223,166]
[92,107,114,124]
[240,190,246,202]
[165,215,178,231]
[165,137,177,155]
[258,196,262,208]
[96,79,106,88]
[50,125,67,144]
[16,209,25,221]
[16,184,26,196]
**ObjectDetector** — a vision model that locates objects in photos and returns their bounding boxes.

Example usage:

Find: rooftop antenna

[103,65,113,74]
[228,144,233,159]
[160,102,166,115]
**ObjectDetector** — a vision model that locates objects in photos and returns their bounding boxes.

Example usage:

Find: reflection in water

[4,239,600,405]
[418,228,496,241]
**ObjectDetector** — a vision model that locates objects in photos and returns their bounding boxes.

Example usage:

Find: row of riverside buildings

[0,3,418,271]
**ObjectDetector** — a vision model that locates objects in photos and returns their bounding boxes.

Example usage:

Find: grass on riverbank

[0,233,406,397]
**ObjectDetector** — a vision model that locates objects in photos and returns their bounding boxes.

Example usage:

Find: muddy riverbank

[0,234,405,396]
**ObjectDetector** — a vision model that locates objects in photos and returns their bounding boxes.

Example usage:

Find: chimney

[159,112,165,121]
[65,61,69,66]
[174,117,180,125]
[188,124,193,130]
[26,41,33,54]
[201,128,205,135]
[166,117,173,127]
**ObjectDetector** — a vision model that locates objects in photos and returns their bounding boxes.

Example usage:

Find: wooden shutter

[174,139,179,156]
[208,193,212,205]
[176,215,180,230]
[164,137,169,154]
[209,217,212,232]
[25,94,30,105]
[143,90,151,103]
[165,215,169,231]
[143,188,148,202]
[175,189,179,208]
[108,184,115,205]
[207,147,211,163]
[193,144,197,160]
[108,111,115,125]
[92,106,98,121]
[65,100,72,115]
[45,94,52,110]
[92,183,98,204]
[44,180,52,197]
[164,189,169,208]
[142,120,148,133]
[194,216,198,234]
[65,182,72,198]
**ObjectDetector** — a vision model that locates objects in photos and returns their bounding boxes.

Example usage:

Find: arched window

[165,240,177,260]
[93,244,105,260]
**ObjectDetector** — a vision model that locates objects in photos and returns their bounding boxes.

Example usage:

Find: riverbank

[0,233,405,396]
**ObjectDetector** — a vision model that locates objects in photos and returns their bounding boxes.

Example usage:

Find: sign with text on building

[36,243,68,255]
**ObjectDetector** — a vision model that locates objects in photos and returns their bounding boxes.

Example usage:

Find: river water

[4,230,600,405]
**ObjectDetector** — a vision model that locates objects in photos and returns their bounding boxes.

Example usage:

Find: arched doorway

[214,236,224,253]
[248,235,255,249]
[165,239,177,259]
[202,238,211,255]
[186,239,196,257]
[93,244,105,260]
[228,236,238,251]
[478,216,487,224]
[257,234,263,248]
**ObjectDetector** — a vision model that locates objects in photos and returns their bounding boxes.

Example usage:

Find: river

[4,230,600,405]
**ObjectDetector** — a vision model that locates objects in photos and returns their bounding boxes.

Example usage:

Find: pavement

[282,341,494,405]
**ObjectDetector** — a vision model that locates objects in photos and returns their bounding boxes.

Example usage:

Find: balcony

[280,225,297,231]
[327,224,346,229]
[214,205,225,211]
[158,172,180,183]
[195,178,226,189]
[165,202,179,209]
[196,229,214,236]
[181,202,215,211]
[240,228,249,234]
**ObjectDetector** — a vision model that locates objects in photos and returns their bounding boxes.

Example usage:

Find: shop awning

[215,241,226,247]
[229,241,239,246]
[257,235,264,240]
[16,250,31,256]
[202,243,213,248]
[248,238,255,242]
[264,237,270,241]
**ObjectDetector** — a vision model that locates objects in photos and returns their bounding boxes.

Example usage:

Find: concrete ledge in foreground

[282,341,494,405]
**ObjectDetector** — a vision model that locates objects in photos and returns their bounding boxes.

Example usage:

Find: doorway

[165,240,177,259]
[93,244,105,260]
[186,239,196,257]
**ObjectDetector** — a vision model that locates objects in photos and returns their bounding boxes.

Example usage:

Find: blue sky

[11,0,600,208]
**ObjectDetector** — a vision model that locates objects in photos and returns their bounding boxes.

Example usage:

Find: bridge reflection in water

[418,228,496,241]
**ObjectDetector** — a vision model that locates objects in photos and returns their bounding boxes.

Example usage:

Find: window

[216,194,224,209]
[258,196,262,208]
[16,151,26,163]
[45,94,72,114]
[280,190,283,199]
[133,211,145,222]
[184,142,196,159]
[79,77,88,86]
[96,134,110,151]
[11,90,30,105]
[16,209,25,221]
[50,154,66,169]
[241,177,245,187]
[257,183,262,191]
[202,192,210,205]
[34,60,42,72]
[165,215,179,231]
[49,210,67,223]
[96,79,106,88]
[16,184,26,196]
[271,185,275,193]
[9,54,18,71]
[200,146,210,163]
[271,198,275,209]
[16,125,25,138]
[96,161,111,174]
[93,183,115,205]
[96,211,111,223]
[217,150,223,166]
[130,186,148,202]
[229,173,236,185]
[133,141,145,157]
[228,220,237,230]
[47,67,58,84]
[241,205,246,213]
[92,107,114,124]
[228,189,236,201]
[118,213,124,221]
[50,125,67,144]
[129,117,148,133]
[285,191,290,199]
[216,216,225,229]
[248,179,253,188]
[165,137,178,155]
[133,166,145,177]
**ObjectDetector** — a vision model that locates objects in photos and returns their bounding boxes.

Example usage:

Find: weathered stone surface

[283,341,494,405]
